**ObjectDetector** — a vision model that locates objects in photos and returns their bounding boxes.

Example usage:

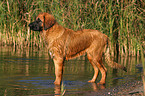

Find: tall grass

[0,0,144,56]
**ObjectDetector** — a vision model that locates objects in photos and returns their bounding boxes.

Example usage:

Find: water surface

[0,47,142,96]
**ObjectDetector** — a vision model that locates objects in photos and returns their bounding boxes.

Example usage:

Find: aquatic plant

[61,82,66,96]
[0,0,144,57]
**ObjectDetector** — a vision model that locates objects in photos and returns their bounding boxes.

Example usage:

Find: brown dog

[29,12,126,85]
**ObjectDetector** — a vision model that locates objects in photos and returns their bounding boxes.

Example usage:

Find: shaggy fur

[29,12,126,85]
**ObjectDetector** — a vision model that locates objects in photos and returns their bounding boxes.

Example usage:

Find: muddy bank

[83,64,144,96]
[85,80,143,96]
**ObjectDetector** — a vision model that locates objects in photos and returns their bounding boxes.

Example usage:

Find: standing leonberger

[29,12,126,85]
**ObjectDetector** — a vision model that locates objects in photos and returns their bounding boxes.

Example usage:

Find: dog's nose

[28,23,34,30]
[28,23,32,27]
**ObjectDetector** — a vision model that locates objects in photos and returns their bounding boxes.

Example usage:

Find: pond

[0,46,143,96]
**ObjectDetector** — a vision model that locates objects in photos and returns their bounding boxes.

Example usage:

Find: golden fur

[29,12,126,85]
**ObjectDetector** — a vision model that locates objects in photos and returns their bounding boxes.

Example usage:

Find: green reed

[0,0,144,56]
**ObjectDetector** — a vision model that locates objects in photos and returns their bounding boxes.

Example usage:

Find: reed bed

[0,0,144,56]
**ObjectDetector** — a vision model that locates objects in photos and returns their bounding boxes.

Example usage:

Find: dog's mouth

[29,19,43,31]
[29,23,43,31]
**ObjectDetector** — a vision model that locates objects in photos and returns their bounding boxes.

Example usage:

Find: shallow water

[0,47,143,96]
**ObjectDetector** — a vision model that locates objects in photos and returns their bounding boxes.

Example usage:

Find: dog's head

[29,13,56,31]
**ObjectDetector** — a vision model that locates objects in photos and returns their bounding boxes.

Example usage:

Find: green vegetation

[0,0,144,56]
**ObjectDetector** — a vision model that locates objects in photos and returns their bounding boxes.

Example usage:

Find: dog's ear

[43,14,56,30]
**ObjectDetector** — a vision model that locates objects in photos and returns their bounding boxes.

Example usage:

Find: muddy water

[0,47,142,96]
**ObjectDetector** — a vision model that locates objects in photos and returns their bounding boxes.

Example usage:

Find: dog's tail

[104,40,127,72]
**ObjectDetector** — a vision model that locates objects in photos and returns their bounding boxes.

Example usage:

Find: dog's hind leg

[97,59,107,84]
[87,54,99,83]
[87,53,107,84]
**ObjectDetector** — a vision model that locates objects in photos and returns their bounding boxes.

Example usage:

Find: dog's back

[64,29,107,60]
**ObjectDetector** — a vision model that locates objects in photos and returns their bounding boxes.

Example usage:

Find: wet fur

[29,12,126,85]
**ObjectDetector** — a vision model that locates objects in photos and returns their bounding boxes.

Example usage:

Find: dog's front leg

[53,57,64,85]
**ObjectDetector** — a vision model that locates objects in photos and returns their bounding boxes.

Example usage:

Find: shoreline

[85,80,143,96]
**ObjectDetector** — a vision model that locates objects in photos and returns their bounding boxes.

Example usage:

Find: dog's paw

[88,80,95,83]
[97,82,105,85]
